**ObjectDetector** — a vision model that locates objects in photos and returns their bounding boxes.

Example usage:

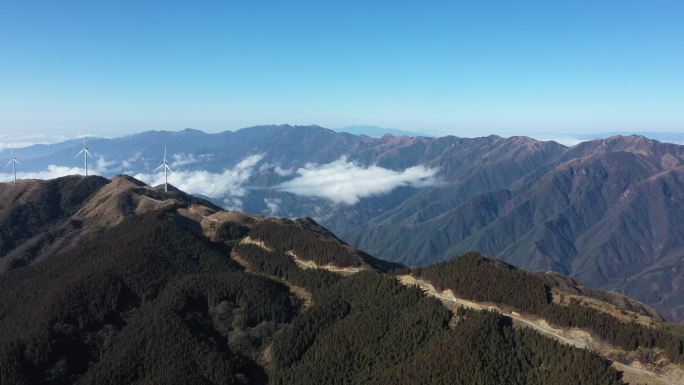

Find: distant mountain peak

[178,127,206,135]
[573,134,684,160]
[336,125,428,138]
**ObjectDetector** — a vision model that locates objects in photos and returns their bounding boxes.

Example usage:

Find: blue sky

[1,0,682,138]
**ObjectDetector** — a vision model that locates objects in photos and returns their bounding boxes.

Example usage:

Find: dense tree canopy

[417,252,684,364]
[0,210,281,385]
[248,219,398,271]
[0,200,669,384]
[231,244,624,385]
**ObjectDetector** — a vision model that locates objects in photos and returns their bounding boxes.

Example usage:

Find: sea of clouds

[1,151,440,209]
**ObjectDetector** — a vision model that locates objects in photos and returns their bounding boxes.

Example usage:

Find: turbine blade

[5,160,11,167]
[84,149,93,157]
[154,164,164,172]
[14,159,20,165]
[165,164,173,173]
[75,149,84,157]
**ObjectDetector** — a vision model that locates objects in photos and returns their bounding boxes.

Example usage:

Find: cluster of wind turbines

[5,140,174,192]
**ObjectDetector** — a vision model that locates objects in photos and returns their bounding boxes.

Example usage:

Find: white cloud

[172,152,198,167]
[133,154,263,207]
[273,165,293,176]
[276,156,439,204]
[95,156,116,171]
[0,165,88,183]
[120,152,142,169]
[171,152,213,167]
[537,137,583,147]
[0,134,73,152]
[222,197,244,211]
[258,162,294,176]
[263,198,282,215]
[0,154,116,183]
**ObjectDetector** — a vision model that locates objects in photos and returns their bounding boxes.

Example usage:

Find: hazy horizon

[3,124,684,154]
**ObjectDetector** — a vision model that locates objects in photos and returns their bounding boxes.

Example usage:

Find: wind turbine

[154,145,173,192]
[6,150,20,183]
[75,139,93,176]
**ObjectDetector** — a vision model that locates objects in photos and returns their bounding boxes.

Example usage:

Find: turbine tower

[154,145,173,192]
[75,139,93,176]
[6,150,20,183]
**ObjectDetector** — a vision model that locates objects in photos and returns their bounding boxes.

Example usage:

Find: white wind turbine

[154,145,173,192]
[75,139,93,176]
[6,150,20,183]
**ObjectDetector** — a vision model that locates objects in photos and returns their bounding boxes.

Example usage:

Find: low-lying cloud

[537,137,583,147]
[2,153,439,209]
[263,198,282,215]
[0,133,75,152]
[0,155,114,183]
[171,152,213,167]
[276,156,439,204]
[259,162,294,177]
[0,165,86,183]
[133,154,263,209]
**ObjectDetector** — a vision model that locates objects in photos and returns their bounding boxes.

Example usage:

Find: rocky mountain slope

[3,126,684,322]
[1,176,683,384]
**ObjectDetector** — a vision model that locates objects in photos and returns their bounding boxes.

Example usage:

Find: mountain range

[1,175,683,384]
[2,125,683,321]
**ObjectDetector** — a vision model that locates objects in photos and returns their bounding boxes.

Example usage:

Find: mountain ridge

[2,176,683,384]
[2,126,684,322]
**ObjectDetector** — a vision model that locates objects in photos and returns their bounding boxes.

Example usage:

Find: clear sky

[1,0,683,138]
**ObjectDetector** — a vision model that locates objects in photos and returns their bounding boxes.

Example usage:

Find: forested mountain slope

[1,176,683,384]
[326,135,684,321]
[0,176,108,271]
